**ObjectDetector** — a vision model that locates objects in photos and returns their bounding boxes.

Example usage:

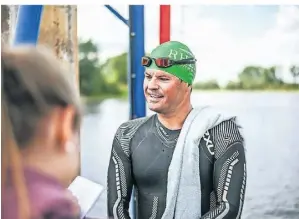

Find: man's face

[143,69,189,114]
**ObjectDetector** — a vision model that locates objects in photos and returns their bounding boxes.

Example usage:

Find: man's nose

[148,78,159,90]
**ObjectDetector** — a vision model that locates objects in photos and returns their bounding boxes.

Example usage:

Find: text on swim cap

[168,49,196,73]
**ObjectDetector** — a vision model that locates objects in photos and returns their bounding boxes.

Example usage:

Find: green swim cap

[146,41,196,85]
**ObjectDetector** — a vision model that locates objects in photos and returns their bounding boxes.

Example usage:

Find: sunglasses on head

[141,56,197,68]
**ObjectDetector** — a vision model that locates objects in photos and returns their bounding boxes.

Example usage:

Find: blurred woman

[1,45,82,219]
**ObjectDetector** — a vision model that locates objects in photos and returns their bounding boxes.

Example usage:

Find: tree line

[79,39,299,98]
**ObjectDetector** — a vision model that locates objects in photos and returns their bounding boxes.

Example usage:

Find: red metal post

[159,5,171,44]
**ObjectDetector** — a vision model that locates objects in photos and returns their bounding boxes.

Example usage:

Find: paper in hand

[68,176,104,219]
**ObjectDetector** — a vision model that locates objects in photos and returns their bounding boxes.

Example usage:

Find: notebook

[68,176,104,219]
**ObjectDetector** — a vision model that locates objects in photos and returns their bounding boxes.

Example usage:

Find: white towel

[161,106,238,219]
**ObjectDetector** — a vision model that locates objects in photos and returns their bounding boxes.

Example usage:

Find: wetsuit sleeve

[107,127,133,219]
[201,120,247,219]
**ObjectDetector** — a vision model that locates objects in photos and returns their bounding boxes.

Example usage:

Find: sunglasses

[141,56,197,68]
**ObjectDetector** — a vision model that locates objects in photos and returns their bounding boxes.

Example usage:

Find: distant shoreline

[81,89,299,103]
[192,89,299,93]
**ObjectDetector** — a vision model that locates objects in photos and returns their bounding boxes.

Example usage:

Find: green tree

[238,66,264,89]
[226,81,242,90]
[290,65,299,84]
[103,52,128,85]
[193,79,220,90]
[261,66,284,87]
[79,39,125,97]
[79,39,100,95]
[236,66,282,89]
[79,39,111,96]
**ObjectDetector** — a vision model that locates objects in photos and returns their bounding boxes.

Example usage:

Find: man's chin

[148,104,164,114]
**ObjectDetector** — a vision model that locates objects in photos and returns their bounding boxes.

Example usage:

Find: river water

[80,91,299,219]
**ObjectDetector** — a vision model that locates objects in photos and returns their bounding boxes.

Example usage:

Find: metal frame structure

[13,5,43,45]
[13,4,170,219]
[160,5,171,44]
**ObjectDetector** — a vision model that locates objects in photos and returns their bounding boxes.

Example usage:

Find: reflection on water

[81,91,299,219]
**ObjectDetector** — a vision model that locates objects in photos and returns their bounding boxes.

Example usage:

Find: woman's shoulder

[29,181,80,219]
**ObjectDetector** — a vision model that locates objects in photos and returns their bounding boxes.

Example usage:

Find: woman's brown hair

[1,45,82,219]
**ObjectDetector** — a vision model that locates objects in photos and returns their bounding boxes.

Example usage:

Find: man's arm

[201,120,247,219]
[107,128,133,219]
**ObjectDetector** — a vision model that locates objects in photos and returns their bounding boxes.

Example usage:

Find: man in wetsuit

[107,41,247,219]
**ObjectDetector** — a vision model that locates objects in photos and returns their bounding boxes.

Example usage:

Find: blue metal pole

[13,5,43,46]
[128,5,145,219]
[129,5,146,119]
[104,5,129,26]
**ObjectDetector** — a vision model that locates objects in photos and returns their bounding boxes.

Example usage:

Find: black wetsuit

[107,114,246,219]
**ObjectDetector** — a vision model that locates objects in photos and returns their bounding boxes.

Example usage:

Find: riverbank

[81,93,127,104]
[81,88,299,103]
[192,88,299,93]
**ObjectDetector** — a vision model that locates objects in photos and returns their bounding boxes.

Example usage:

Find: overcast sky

[77,5,299,85]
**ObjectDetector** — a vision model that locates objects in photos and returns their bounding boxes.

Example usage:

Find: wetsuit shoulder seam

[115,116,151,157]
[215,141,243,161]
[210,119,244,159]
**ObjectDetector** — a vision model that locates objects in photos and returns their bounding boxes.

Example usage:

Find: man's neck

[157,103,193,130]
